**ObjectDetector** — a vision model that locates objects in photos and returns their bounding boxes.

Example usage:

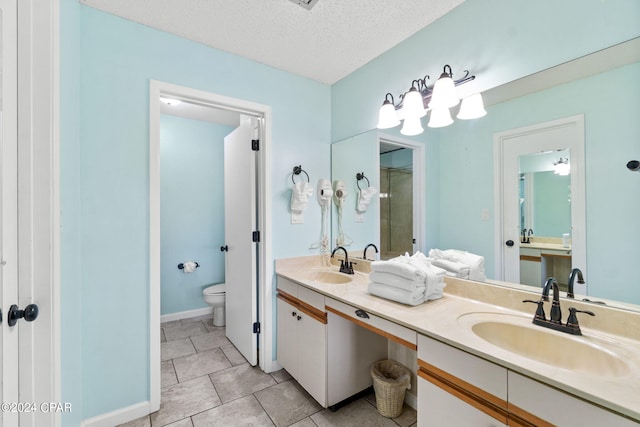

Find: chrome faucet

[567,268,585,299]
[523,276,595,335]
[331,246,354,274]
[363,243,378,260]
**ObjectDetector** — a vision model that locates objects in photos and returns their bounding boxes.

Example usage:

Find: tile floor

[119,314,417,427]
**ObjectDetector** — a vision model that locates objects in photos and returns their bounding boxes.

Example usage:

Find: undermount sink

[458,312,631,377]
[302,270,352,284]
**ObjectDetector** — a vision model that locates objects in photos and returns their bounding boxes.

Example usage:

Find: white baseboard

[160,306,213,323]
[81,401,150,427]
[405,391,417,410]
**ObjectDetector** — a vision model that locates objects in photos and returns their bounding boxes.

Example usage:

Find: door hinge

[253,322,260,334]
[251,139,259,151]
[252,231,260,242]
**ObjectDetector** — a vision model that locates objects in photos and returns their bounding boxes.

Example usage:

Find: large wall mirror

[330,37,640,310]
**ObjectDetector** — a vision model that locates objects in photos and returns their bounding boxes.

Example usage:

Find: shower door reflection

[379,166,413,259]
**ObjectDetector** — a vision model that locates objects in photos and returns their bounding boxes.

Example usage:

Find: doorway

[149,81,274,411]
[377,134,424,259]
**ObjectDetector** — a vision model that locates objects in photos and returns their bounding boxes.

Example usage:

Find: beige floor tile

[288,418,316,427]
[190,330,231,352]
[150,376,221,426]
[173,348,231,382]
[161,338,196,362]
[220,344,247,366]
[164,418,194,427]
[270,368,292,383]
[310,398,397,427]
[162,360,178,388]
[254,380,322,427]
[116,415,150,427]
[209,363,276,403]
[191,395,274,427]
[161,329,166,343]
[181,314,213,323]
[161,320,183,329]
[163,322,208,341]
[160,338,196,362]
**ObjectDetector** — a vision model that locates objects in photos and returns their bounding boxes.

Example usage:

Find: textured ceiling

[80,0,465,85]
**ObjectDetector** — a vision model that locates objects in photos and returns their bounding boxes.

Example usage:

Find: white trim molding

[80,401,151,427]
[160,307,213,323]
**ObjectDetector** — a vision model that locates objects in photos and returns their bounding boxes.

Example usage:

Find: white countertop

[276,256,640,422]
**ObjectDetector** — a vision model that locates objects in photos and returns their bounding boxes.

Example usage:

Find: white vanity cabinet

[417,334,508,426]
[276,277,327,407]
[508,371,639,427]
[519,247,542,287]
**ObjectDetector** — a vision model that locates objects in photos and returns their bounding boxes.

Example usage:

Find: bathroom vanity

[520,240,572,288]
[275,255,640,426]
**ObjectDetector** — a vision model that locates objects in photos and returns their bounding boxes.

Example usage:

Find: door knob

[7,304,39,327]
[220,245,228,252]
[505,240,515,247]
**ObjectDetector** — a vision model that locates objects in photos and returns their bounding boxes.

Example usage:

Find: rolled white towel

[368,282,426,306]
[370,259,427,282]
[357,186,378,212]
[291,181,313,213]
[369,271,426,293]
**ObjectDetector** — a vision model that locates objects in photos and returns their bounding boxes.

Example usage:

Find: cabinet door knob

[297,315,301,321]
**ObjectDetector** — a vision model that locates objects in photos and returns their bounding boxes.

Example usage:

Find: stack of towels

[368,252,446,306]
[427,249,486,281]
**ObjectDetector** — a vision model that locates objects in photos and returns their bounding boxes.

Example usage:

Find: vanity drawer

[276,275,298,297]
[418,334,507,400]
[325,297,417,350]
[519,247,540,257]
[298,285,325,312]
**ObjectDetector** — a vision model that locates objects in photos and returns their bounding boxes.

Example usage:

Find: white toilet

[202,284,226,327]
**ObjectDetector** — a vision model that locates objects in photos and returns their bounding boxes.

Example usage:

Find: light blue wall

[160,115,232,315]
[381,148,412,169]
[331,131,379,251]
[532,172,571,237]
[60,1,330,422]
[332,0,640,142]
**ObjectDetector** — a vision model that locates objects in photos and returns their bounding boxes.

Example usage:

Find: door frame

[376,132,425,255]
[493,114,586,293]
[149,80,274,411]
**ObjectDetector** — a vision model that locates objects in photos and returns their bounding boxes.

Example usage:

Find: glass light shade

[402,88,427,119]
[554,161,570,176]
[376,101,400,129]
[428,76,459,109]
[400,116,424,136]
[457,93,487,120]
[427,106,453,128]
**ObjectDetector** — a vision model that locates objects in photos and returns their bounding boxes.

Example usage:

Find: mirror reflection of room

[379,146,413,259]
[518,150,573,290]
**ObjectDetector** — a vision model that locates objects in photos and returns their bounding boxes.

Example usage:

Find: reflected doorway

[379,147,413,259]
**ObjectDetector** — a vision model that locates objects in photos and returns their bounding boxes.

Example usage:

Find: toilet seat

[203,284,226,296]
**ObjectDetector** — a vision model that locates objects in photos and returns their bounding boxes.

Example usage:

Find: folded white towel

[428,248,485,281]
[291,181,313,213]
[370,259,427,282]
[369,271,426,292]
[368,282,426,306]
[357,186,378,212]
[431,258,470,278]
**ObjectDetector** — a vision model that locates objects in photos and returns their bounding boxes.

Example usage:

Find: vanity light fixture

[376,65,485,136]
[554,158,570,175]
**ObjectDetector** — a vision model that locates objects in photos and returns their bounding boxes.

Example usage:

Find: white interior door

[496,116,586,286]
[1,0,19,425]
[223,116,258,366]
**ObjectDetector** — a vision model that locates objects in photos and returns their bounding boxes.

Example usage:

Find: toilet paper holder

[177,262,200,270]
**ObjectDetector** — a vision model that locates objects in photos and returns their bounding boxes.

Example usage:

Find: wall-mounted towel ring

[177,262,200,270]
[292,165,310,184]
[356,172,370,190]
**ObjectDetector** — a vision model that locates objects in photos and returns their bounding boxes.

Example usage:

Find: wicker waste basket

[370,359,411,418]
